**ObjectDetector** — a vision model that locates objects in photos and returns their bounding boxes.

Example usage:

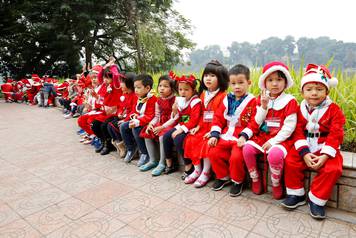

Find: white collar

[204,89,220,108]
[268,92,295,110]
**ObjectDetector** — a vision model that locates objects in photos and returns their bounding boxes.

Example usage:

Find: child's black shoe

[308,200,326,219]
[212,179,231,191]
[164,165,177,175]
[229,182,243,197]
[281,195,306,209]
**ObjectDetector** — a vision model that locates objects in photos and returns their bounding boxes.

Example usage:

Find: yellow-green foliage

[151,65,356,148]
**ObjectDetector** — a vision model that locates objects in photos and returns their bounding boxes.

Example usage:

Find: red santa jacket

[210,93,256,142]
[169,95,202,133]
[127,93,157,127]
[196,90,227,130]
[293,98,345,158]
[118,91,137,119]
[245,92,298,147]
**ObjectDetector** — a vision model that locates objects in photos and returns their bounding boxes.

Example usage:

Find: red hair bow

[169,71,196,85]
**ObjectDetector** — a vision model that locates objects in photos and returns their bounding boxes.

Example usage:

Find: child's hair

[199,59,229,94]
[276,70,287,81]
[158,75,177,93]
[134,74,154,89]
[122,72,136,91]
[103,67,113,79]
[228,64,250,80]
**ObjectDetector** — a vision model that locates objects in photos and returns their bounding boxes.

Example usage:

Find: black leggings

[91,117,116,141]
[163,128,191,165]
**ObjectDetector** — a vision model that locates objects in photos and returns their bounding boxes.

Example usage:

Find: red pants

[208,139,245,183]
[77,114,99,135]
[285,148,343,206]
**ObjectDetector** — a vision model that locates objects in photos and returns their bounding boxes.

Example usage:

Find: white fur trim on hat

[258,65,294,90]
[301,73,338,90]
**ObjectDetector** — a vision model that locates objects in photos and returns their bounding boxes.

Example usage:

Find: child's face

[120,82,129,93]
[91,77,98,86]
[158,80,172,98]
[203,73,219,91]
[178,82,194,99]
[104,77,112,85]
[302,82,328,107]
[229,74,250,98]
[265,72,286,97]
[134,80,151,98]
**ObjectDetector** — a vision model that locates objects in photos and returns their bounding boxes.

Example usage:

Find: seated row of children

[75,59,345,220]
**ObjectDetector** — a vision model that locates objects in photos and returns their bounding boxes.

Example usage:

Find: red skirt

[184,123,210,165]
[140,122,173,140]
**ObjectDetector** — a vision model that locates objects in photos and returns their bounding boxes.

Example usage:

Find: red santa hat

[6,78,13,83]
[258,61,294,90]
[90,65,103,75]
[301,64,338,90]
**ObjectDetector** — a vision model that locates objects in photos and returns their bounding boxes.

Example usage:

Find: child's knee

[267,147,285,165]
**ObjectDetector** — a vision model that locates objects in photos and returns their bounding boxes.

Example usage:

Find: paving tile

[168,184,227,213]
[205,195,270,231]
[39,166,89,186]
[108,225,153,238]
[139,175,187,200]
[0,218,43,238]
[8,187,70,217]
[99,189,164,224]
[319,219,355,238]
[24,197,96,235]
[128,201,201,238]
[46,210,125,238]
[74,181,133,208]
[251,205,323,238]
[177,215,249,238]
[56,172,109,195]
[0,202,21,228]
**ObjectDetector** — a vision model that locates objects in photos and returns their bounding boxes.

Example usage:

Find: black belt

[304,131,329,138]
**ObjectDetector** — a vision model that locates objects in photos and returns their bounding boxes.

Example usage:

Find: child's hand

[237,136,246,147]
[117,120,124,126]
[261,89,269,110]
[190,126,200,135]
[208,137,218,147]
[310,154,329,170]
[303,153,317,168]
[153,126,164,135]
[146,124,154,133]
[203,132,210,139]
[129,120,136,128]
[172,128,183,139]
[172,102,178,116]
[261,142,272,151]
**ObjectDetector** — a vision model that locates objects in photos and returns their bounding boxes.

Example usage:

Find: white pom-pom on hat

[328,77,338,88]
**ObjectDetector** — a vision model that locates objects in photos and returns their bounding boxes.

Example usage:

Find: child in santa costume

[77,65,106,145]
[183,60,228,187]
[208,64,257,196]
[281,64,345,220]
[1,78,15,102]
[107,72,137,158]
[242,61,298,200]
[91,64,123,155]
[139,74,176,175]
[162,73,202,177]
[119,74,157,166]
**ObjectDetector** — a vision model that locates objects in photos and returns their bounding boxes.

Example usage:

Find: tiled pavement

[0,101,355,238]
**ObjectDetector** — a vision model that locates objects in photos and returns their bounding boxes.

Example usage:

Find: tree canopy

[0,0,194,79]
[183,36,356,72]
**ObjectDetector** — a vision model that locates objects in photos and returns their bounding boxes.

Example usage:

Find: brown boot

[117,141,127,158]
